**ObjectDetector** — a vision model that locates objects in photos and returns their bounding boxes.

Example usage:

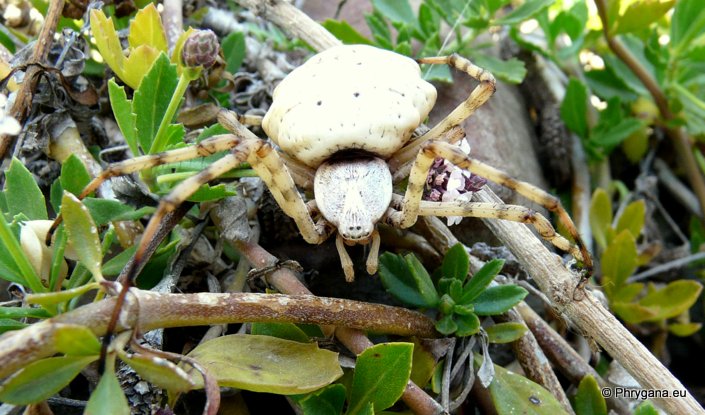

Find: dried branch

[0,290,436,380]
[0,0,63,158]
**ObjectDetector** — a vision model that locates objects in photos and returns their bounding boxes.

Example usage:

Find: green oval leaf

[574,375,607,415]
[473,285,528,316]
[250,322,311,343]
[616,200,645,238]
[561,78,589,140]
[486,322,528,344]
[187,334,342,394]
[120,352,195,394]
[442,243,470,281]
[0,355,96,405]
[54,324,101,356]
[348,342,413,415]
[294,383,347,415]
[601,230,638,294]
[489,364,569,415]
[61,192,103,282]
[461,259,505,303]
[455,313,481,337]
[378,252,439,308]
[127,4,167,52]
[5,158,47,220]
[637,280,703,321]
[108,79,138,156]
[60,155,91,197]
[85,365,130,415]
[589,188,613,250]
[668,322,702,337]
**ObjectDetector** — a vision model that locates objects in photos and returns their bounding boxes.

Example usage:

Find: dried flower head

[182,29,220,69]
[424,139,487,225]
[0,93,21,136]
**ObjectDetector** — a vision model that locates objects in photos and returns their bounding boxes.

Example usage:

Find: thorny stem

[594,0,705,218]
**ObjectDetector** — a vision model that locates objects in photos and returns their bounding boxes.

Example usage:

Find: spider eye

[342,225,371,240]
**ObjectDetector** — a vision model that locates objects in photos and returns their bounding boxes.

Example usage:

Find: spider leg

[387,141,593,274]
[102,139,260,369]
[389,54,496,173]
[45,134,243,243]
[336,234,355,282]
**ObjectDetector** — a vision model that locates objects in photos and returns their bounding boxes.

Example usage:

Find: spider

[73,44,591,294]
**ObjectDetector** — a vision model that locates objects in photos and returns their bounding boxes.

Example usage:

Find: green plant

[589,188,702,336]
[323,0,559,83]
[379,243,528,338]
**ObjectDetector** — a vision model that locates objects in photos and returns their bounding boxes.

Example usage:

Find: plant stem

[149,72,192,154]
[593,0,705,218]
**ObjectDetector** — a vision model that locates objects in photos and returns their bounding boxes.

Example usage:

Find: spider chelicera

[72,44,591,295]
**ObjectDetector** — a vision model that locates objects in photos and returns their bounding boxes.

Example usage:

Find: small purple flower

[423,140,487,226]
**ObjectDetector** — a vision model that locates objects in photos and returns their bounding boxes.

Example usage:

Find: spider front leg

[387,140,593,275]
[389,54,496,174]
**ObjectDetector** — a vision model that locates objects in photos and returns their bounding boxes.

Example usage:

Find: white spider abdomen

[263,44,437,168]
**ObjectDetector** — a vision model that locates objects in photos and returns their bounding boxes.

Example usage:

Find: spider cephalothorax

[72,44,591,286]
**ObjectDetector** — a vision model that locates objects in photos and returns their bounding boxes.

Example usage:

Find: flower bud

[182,29,220,69]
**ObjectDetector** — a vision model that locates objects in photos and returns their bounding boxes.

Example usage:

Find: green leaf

[133,53,178,154]
[460,259,505,303]
[486,322,527,343]
[470,53,526,84]
[222,31,247,73]
[409,338,437,388]
[637,280,703,321]
[295,384,346,415]
[26,282,100,308]
[591,118,644,150]
[60,155,92,197]
[489,364,569,415]
[0,355,97,405]
[348,343,413,414]
[671,0,705,56]
[187,334,342,394]
[668,322,702,337]
[634,401,660,415]
[494,0,554,25]
[612,282,644,303]
[601,231,638,292]
[589,188,613,250]
[82,198,140,225]
[61,192,103,281]
[615,200,645,238]
[585,69,639,102]
[120,352,195,394]
[85,363,130,415]
[372,0,416,26]
[378,252,439,308]
[0,213,43,291]
[127,3,167,52]
[0,319,27,334]
[473,285,527,316]
[251,322,311,343]
[0,306,51,319]
[54,324,101,356]
[186,183,236,202]
[365,12,392,48]
[615,0,675,34]
[108,80,138,156]
[435,314,458,335]
[322,20,373,45]
[90,10,127,86]
[455,313,481,336]
[4,158,47,220]
[418,4,440,36]
[574,375,607,415]
[561,78,589,139]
